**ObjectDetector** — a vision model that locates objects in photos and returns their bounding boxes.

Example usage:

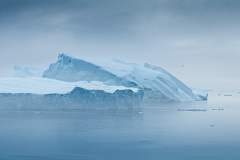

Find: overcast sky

[1,0,240,86]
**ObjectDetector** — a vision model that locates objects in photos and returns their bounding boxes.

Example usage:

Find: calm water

[0,91,240,159]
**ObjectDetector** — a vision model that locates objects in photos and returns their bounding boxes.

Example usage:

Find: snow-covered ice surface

[0,77,139,94]
[0,77,143,109]
[43,53,207,101]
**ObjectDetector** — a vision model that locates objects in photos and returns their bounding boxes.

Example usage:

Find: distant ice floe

[177,107,226,112]
[212,108,224,111]
[209,125,216,127]
[13,64,46,78]
[176,107,207,111]
[190,87,208,100]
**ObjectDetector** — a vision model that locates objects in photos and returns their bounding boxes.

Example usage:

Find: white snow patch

[0,77,139,94]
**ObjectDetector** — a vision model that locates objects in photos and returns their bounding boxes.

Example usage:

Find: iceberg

[190,87,208,100]
[43,53,207,101]
[0,53,208,110]
[13,64,46,77]
[0,77,143,109]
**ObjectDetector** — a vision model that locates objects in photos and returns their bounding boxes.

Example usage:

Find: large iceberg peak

[44,53,134,83]
[43,53,207,102]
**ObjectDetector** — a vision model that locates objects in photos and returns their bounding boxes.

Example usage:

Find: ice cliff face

[0,88,143,109]
[0,77,143,109]
[43,53,206,101]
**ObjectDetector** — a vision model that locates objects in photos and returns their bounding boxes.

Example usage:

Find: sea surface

[0,89,240,160]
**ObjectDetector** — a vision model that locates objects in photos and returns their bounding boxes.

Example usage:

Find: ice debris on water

[209,125,216,127]
[141,141,152,143]
[211,108,224,111]
[176,106,206,111]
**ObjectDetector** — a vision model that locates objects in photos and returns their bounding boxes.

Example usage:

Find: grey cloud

[1,0,240,82]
